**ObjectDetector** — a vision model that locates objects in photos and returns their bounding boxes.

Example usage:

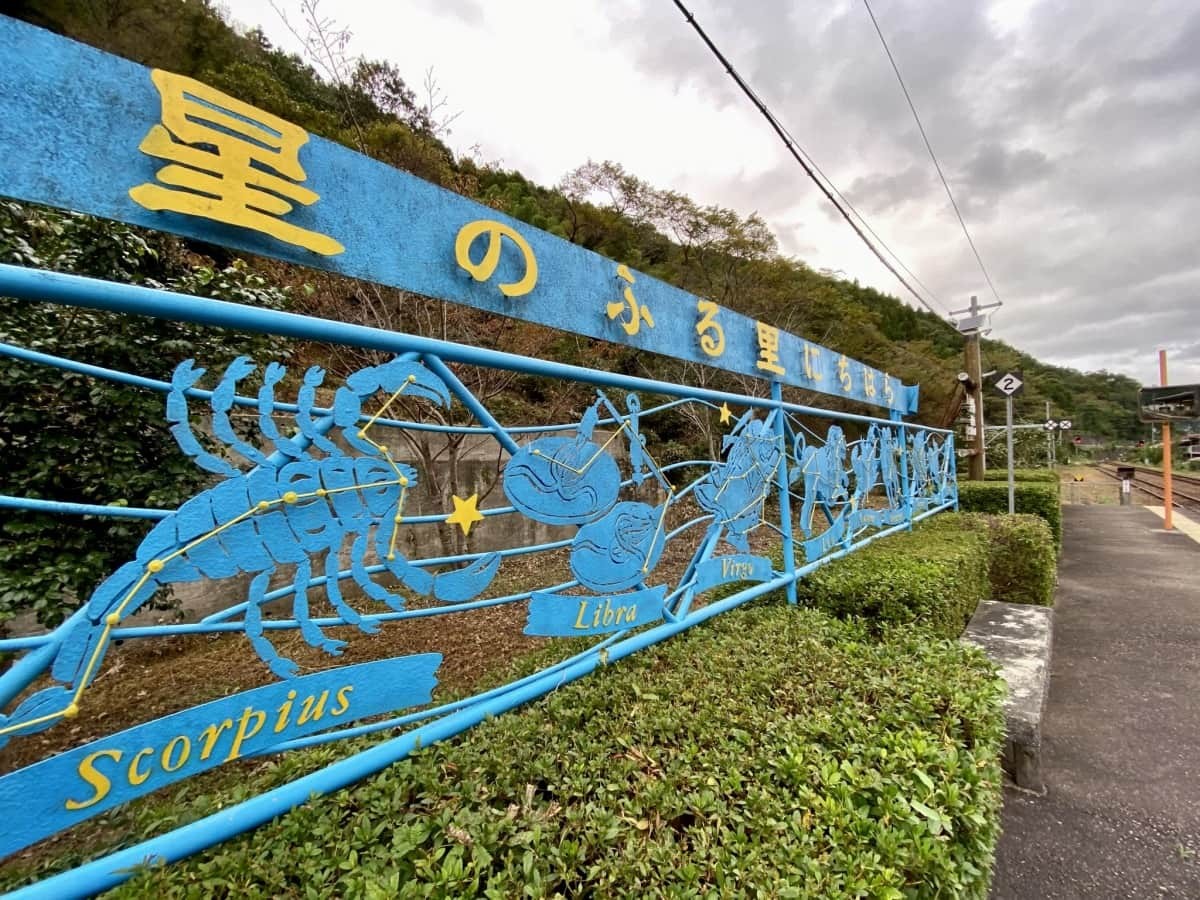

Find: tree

[0,202,290,630]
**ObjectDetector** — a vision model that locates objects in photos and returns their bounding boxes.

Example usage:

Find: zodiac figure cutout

[695,412,784,552]
[0,356,501,746]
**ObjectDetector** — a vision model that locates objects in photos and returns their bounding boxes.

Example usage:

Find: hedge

[111,606,1004,900]
[956,481,1062,545]
[924,514,1056,606]
[791,524,990,638]
[980,468,1060,484]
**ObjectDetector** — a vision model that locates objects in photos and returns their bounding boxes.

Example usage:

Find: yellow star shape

[718,402,734,425]
[446,493,485,536]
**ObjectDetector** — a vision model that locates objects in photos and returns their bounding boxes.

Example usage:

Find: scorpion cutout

[0,356,501,745]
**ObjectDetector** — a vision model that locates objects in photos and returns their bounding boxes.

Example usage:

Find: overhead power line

[770,117,948,314]
[670,0,949,320]
[860,0,1003,307]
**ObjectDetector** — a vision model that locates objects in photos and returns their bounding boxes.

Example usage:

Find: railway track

[1096,464,1200,509]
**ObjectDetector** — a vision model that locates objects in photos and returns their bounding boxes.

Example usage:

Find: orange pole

[1160,350,1173,530]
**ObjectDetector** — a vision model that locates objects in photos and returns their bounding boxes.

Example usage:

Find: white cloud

[227,0,1200,389]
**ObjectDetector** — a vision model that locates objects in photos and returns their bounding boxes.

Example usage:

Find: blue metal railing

[0,263,956,898]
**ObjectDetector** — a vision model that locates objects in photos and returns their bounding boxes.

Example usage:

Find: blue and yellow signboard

[0,15,915,415]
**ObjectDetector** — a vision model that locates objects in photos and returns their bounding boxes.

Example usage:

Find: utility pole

[950,295,1002,480]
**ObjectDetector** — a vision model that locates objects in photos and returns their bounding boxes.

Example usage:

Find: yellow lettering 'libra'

[129,70,344,256]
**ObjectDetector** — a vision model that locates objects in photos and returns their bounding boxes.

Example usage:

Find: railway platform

[992,504,1200,898]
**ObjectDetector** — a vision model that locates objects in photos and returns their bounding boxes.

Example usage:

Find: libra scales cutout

[503,396,668,595]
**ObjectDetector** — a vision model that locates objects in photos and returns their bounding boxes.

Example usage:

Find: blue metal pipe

[260,630,629,754]
[268,568,705,754]
[0,341,703,437]
[0,565,578,651]
[0,494,168,520]
[422,354,522,456]
[771,382,798,605]
[0,266,951,434]
[10,498,954,900]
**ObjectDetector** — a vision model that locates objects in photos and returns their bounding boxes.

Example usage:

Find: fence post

[891,409,913,530]
[772,381,797,604]
[948,432,959,511]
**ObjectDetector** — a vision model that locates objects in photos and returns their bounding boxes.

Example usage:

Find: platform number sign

[993,371,1024,397]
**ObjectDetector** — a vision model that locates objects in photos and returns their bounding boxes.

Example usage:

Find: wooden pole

[1160,349,1173,530]
[965,315,985,480]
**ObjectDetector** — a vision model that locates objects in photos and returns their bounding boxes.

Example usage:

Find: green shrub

[956,481,1062,545]
[115,606,1005,900]
[980,468,1060,484]
[924,514,1056,606]
[792,525,990,638]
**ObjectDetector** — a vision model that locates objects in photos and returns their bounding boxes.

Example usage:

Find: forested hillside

[4,0,1141,432]
[0,0,1142,628]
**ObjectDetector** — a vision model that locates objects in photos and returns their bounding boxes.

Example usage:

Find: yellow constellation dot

[283,491,298,504]
[105,613,120,626]
[393,515,403,524]
[316,488,327,497]
[64,703,79,719]
[387,553,395,561]
[357,430,366,439]
[257,500,270,510]
[147,559,164,573]
[533,449,541,456]
[406,374,417,382]
[399,476,408,486]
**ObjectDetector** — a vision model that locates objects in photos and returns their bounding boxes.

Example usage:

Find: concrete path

[992,505,1200,898]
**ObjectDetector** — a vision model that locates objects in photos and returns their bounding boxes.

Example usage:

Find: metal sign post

[1160,350,1174,531]
[1007,397,1015,513]
[1043,404,1058,469]
[993,370,1024,514]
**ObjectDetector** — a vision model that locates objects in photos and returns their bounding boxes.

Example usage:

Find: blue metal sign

[0,654,440,859]
[0,15,958,898]
[526,586,668,637]
[0,14,915,415]
[693,554,776,593]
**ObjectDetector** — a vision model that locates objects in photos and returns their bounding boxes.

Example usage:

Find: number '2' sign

[993,371,1024,397]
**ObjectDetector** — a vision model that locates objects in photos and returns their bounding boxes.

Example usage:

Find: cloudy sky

[230,0,1200,388]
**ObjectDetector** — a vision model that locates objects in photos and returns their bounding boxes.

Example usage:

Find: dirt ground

[1057,465,1124,505]
[0,498,780,776]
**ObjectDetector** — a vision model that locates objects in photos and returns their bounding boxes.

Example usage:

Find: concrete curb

[962,600,1053,791]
